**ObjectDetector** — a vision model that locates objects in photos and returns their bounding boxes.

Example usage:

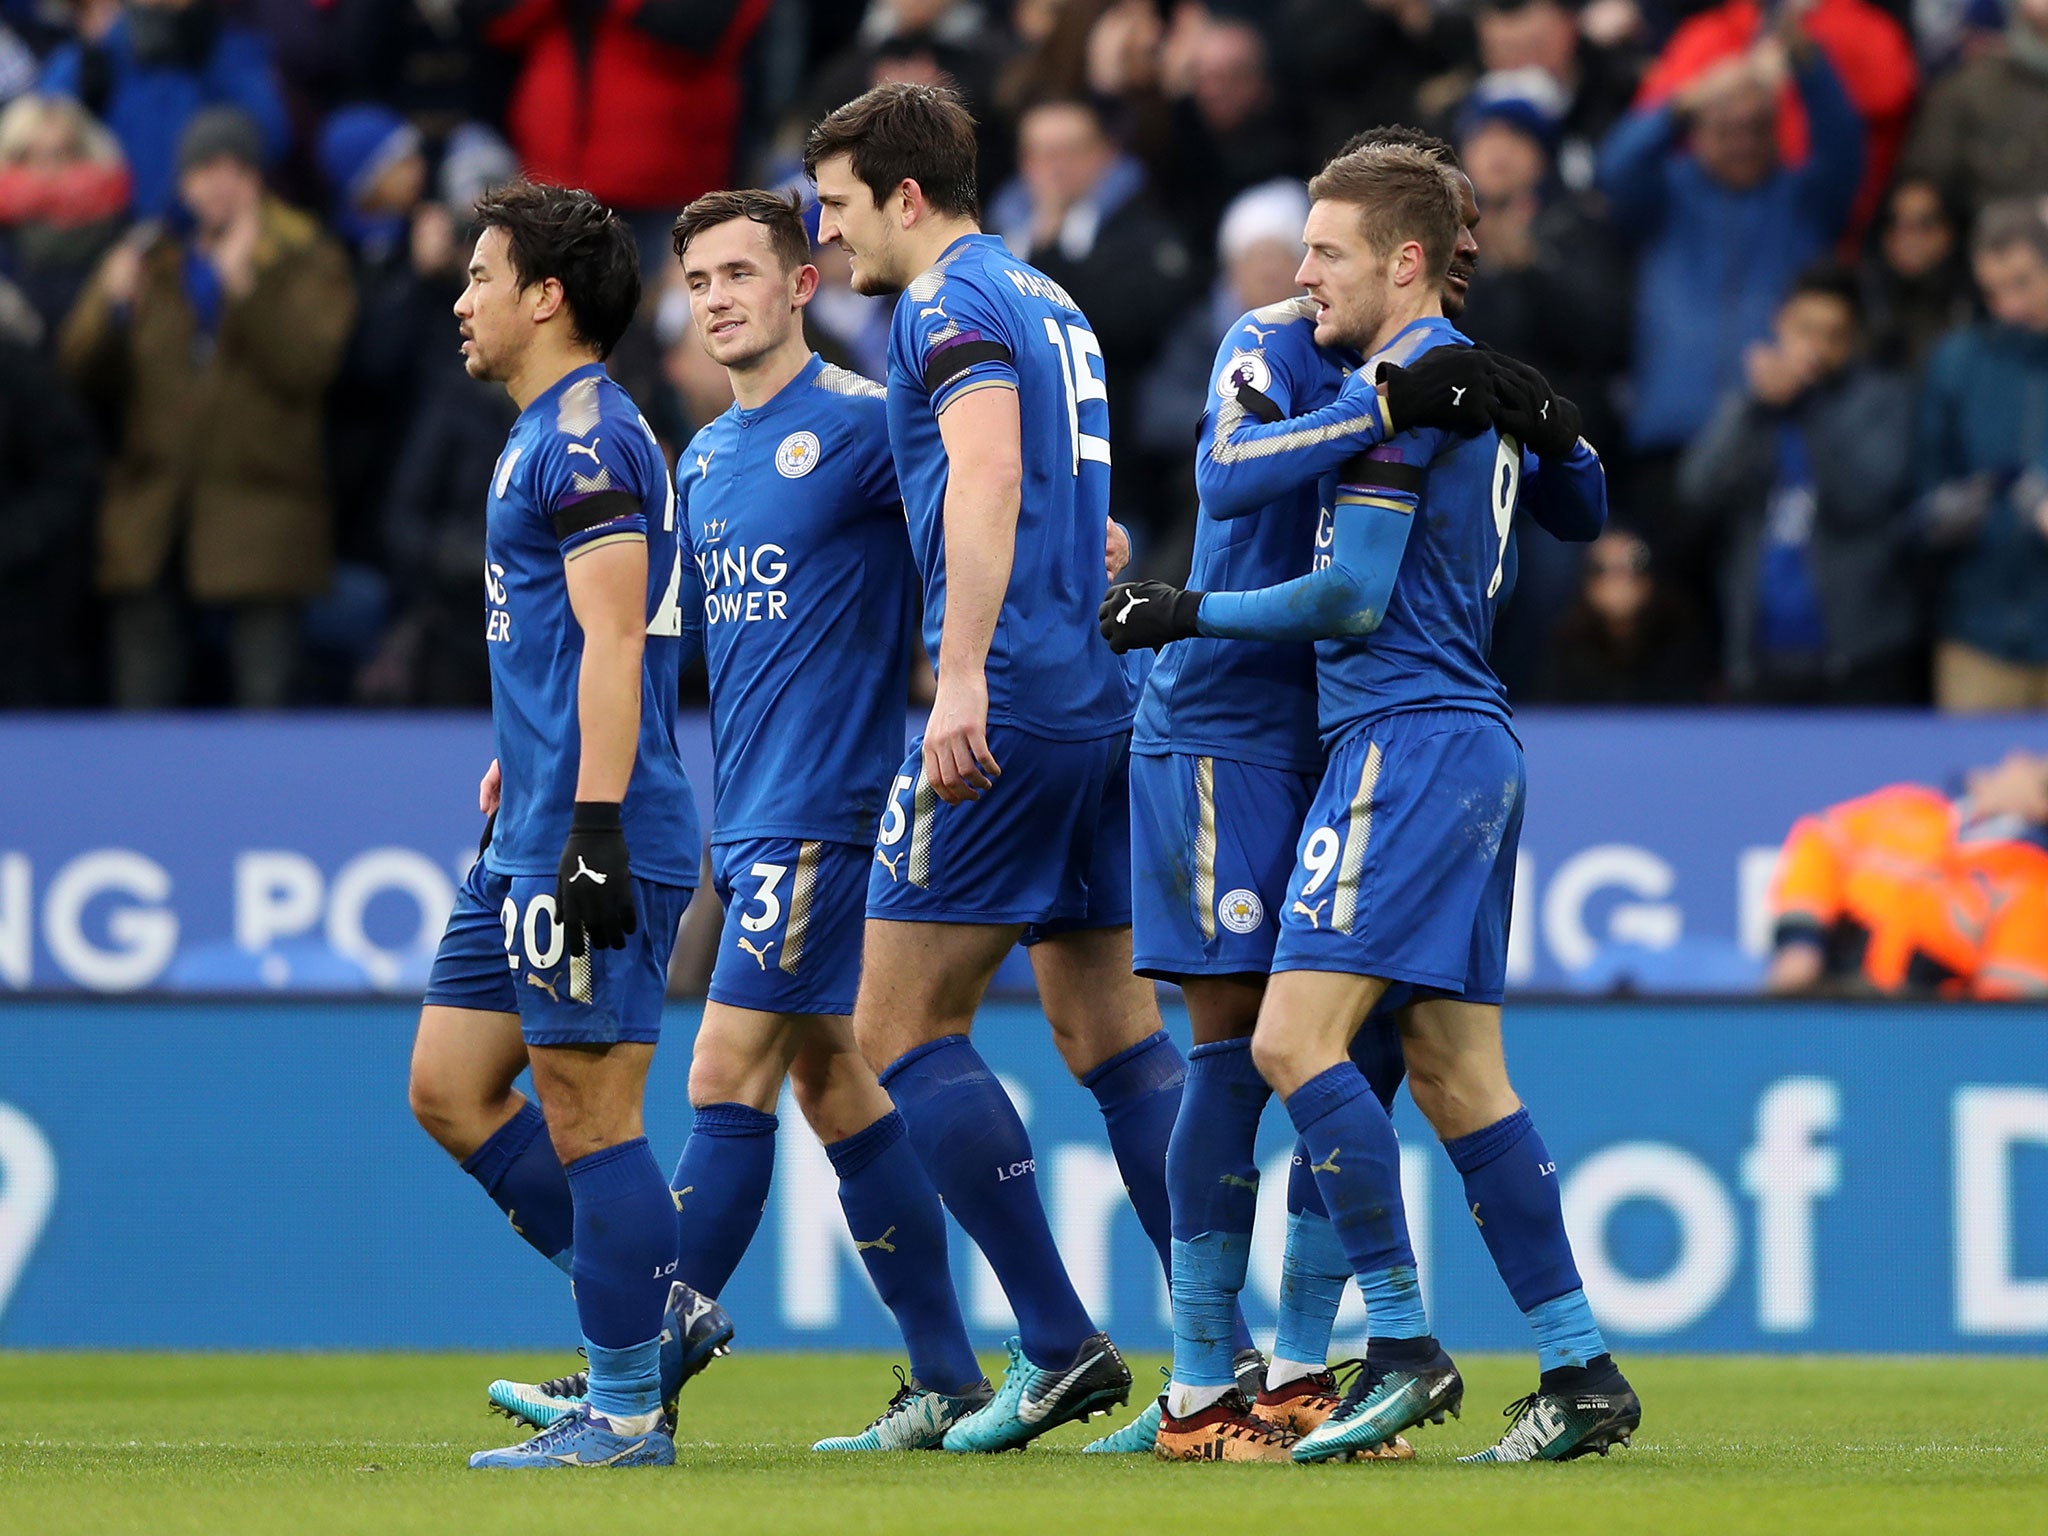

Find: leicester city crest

[1218,888,1265,934]
[775,430,822,478]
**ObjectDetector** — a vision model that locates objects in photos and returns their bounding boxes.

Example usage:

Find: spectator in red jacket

[1634,0,1915,241]
[475,0,769,258]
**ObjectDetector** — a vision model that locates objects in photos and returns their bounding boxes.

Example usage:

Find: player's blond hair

[1307,143,1463,283]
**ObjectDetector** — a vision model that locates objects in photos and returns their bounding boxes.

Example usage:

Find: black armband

[551,489,640,542]
[922,339,1012,394]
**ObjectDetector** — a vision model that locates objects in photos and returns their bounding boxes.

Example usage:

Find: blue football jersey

[482,364,699,885]
[1133,297,1350,774]
[677,354,918,845]
[886,232,1132,741]
[1314,318,1519,744]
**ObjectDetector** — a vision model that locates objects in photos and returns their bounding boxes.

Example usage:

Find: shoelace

[539,1369,588,1399]
[1490,1393,1554,1458]
[1326,1358,1388,1420]
[520,1403,594,1453]
[858,1366,922,1432]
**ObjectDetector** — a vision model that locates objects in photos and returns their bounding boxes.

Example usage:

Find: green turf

[2,1352,2044,1535]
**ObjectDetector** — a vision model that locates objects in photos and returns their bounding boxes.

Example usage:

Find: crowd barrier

[1,998,2042,1353]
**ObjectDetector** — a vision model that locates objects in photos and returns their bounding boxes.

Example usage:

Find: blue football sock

[1284,1062,1428,1341]
[1275,1204,1350,1367]
[1087,1030,1257,1356]
[563,1136,677,1418]
[1082,1029,1184,1280]
[1288,1138,1328,1217]
[1165,1039,1269,1388]
[460,1099,574,1275]
[583,1338,661,1423]
[881,1035,1096,1369]
[1445,1108,1603,1370]
[669,1101,777,1299]
[826,1110,983,1396]
[1528,1291,1606,1376]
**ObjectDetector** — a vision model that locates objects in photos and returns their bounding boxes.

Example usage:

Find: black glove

[1484,351,1583,459]
[1379,344,1496,436]
[557,801,637,952]
[1100,580,1205,654]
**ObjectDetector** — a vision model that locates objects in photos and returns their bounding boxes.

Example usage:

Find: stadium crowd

[0,0,2046,712]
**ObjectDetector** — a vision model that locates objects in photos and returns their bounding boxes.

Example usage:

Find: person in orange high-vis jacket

[1766,749,2048,998]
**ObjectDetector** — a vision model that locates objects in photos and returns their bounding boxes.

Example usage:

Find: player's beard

[1328,287,1390,355]
[846,228,907,297]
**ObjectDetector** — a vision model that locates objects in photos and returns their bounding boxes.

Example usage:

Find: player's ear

[895,178,922,228]
[530,275,567,326]
[791,262,821,308]
[1392,239,1427,289]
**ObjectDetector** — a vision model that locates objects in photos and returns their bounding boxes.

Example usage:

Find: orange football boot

[1155,1392,1301,1462]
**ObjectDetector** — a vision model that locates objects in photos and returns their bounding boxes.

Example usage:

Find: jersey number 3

[1041,319,1110,474]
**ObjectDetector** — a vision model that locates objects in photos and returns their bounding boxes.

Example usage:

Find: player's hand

[924,669,1001,804]
[1485,352,1583,459]
[557,802,637,952]
[1100,580,1205,654]
[1379,345,1496,436]
[1105,517,1132,581]
[479,758,502,816]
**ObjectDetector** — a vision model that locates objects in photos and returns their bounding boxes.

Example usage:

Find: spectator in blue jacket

[1916,198,2048,712]
[41,0,288,219]
[1597,25,1861,469]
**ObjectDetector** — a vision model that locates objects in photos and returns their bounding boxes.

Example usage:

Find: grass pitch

[2,1353,2043,1536]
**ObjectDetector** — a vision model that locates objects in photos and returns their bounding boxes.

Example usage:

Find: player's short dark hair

[672,188,813,277]
[1336,123,1461,170]
[1308,143,1463,280]
[1973,196,2048,266]
[472,180,640,359]
[803,82,980,220]
[1786,260,1864,327]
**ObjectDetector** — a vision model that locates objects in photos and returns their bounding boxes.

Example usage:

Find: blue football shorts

[424,856,694,1046]
[865,724,1133,942]
[707,837,870,1017]
[1129,750,1319,981]
[1271,708,1524,1004]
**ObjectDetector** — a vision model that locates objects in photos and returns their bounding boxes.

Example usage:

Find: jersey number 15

[1041,319,1110,475]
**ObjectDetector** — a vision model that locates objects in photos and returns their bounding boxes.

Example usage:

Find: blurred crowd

[2,0,2048,712]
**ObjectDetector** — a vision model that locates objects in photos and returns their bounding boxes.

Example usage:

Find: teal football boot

[812,1367,994,1451]
[941,1333,1133,1453]
[1291,1343,1462,1464]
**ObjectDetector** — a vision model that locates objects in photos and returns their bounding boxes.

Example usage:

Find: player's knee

[686,1047,748,1109]
[1249,1023,1306,1094]
[1406,1062,1515,1140]
[407,1066,475,1154]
